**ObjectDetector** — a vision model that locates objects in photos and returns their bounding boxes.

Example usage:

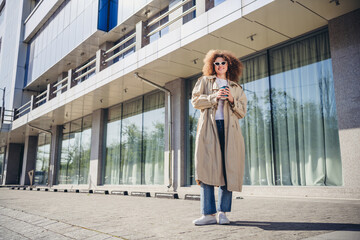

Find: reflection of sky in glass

[242,76,270,113]
[143,109,164,133]
[215,0,226,6]
[106,120,121,146]
[271,59,333,106]
[81,128,91,149]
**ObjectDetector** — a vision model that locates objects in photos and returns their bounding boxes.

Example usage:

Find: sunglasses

[214,61,227,66]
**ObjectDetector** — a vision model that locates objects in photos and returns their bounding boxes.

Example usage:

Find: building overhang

[8,0,360,143]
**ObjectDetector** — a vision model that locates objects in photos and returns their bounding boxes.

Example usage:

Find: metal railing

[34,89,47,107]
[147,0,196,37]
[73,58,96,84]
[14,100,32,119]
[53,76,68,94]
[2,109,14,124]
[104,32,136,63]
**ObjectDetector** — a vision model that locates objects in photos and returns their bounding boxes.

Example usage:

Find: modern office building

[0,0,359,198]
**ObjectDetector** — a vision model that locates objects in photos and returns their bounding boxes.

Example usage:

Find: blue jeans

[200,120,232,215]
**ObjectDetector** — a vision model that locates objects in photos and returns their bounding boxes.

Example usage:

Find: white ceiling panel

[159,47,204,71]
[245,0,328,38]
[297,0,360,21]
[142,58,200,79]
[212,17,289,53]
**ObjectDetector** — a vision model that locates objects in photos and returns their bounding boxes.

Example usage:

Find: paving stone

[0,188,360,239]
[63,227,101,239]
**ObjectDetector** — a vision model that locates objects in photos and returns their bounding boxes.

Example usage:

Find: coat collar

[205,75,241,88]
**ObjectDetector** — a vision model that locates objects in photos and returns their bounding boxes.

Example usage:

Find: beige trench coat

[191,75,247,192]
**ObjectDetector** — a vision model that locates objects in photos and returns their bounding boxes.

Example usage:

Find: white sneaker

[218,212,230,225]
[193,215,217,225]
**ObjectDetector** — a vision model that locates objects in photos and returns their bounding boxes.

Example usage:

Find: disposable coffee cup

[220,86,229,100]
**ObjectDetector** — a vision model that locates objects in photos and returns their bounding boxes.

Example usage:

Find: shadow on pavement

[229,221,360,231]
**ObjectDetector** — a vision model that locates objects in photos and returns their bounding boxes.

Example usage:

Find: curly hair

[202,49,243,82]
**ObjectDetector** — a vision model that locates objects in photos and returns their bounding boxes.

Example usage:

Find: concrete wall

[328,9,360,191]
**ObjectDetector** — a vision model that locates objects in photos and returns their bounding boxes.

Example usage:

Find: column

[165,78,186,191]
[89,108,107,187]
[3,143,24,185]
[48,125,62,186]
[196,0,206,16]
[20,136,38,185]
[328,9,360,190]
[136,21,148,51]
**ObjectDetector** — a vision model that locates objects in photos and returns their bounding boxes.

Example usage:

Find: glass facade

[34,133,51,185]
[104,91,165,185]
[187,30,342,186]
[58,115,92,184]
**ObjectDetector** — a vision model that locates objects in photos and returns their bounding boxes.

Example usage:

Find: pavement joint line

[0,204,129,240]
[0,220,32,239]
[0,208,76,240]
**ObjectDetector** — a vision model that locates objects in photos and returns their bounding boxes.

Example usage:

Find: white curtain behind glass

[105,115,121,185]
[121,98,143,185]
[143,92,165,185]
[270,31,342,186]
[240,54,274,185]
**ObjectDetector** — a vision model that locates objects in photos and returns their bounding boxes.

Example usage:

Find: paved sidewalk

[0,188,359,240]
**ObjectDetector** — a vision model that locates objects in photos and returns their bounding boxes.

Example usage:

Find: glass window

[268,31,342,186]
[143,92,165,185]
[34,133,51,185]
[240,54,273,186]
[121,97,143,185]
[104,105,122,185]
[58,116,92,185]
[104,91,165,185]
[187,30,342,186]
[187,75,201,185]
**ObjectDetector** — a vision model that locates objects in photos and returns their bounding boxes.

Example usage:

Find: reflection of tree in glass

[121,122,142,184]
[143,121,164,184]
[188,108,199,185]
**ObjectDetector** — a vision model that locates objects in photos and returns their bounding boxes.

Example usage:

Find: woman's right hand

[216,88,227,100]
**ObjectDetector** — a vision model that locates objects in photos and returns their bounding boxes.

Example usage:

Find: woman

[191,49,247,225]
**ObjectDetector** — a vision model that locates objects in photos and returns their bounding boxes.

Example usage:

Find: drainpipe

[134,73,173,190]
[27,124,53,187]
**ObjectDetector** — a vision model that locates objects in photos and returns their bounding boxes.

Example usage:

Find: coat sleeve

[229,86,247,119]
[191,77,218,110]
